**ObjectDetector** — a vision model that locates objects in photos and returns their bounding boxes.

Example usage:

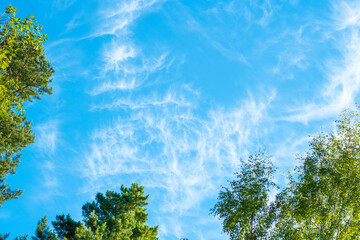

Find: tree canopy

[212,107,360,239]
[210,151,277,239]
[33,183,158,240]
[0,5,54,206]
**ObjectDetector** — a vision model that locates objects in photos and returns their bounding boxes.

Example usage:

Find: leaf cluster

[211,151,277,240]
[0,5,54,206]
[212,107,360,239]
[32,183,158,240]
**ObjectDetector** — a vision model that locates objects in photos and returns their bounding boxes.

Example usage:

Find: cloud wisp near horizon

[3,0,360,239]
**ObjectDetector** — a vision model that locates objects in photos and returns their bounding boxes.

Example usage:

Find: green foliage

[0,5,54,206]
[34,183,158,240]
[32,216,57,240]
[0,5,54,113]
[0,233,10,240]
[81,183,158,239]
[273,108,360,239]
[52,215,81,239]
[212,107,360,239]
[73,213,107,240]
[0,111,33,206]
[74,211,137,240]
[211,151,277,240]
[0,233,28,240]
[14,236,28,240]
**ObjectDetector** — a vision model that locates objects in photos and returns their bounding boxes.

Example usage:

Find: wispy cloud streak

[95,0,164,37]
[90,0,170,95]
[285,0,360,123]
[35,121,59,155]
[91,53,171,95]
[83,88,275,238]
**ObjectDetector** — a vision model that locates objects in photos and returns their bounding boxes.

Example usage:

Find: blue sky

[2,0,360,239]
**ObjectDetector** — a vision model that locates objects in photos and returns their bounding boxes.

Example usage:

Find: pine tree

[34,184,158,240]
[32,216,57,240]
[52,215,81,240]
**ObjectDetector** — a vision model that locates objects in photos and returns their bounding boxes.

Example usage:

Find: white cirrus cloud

[82,87,276,238]
[91,0,171,95]
[91,53,172,95]
[103,43,137,72]
[35,121,59,155]
[285,0,360,123]
[95,0,166,37]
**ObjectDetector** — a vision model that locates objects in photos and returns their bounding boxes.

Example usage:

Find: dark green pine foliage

[52,215,81,239]
[81,183,158,239]
[32,216,57,240]
[34,183,158,239]
[0,233,28,240]
[14,236,28,240]
[0,233,10,240]
[0,111,34,206]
